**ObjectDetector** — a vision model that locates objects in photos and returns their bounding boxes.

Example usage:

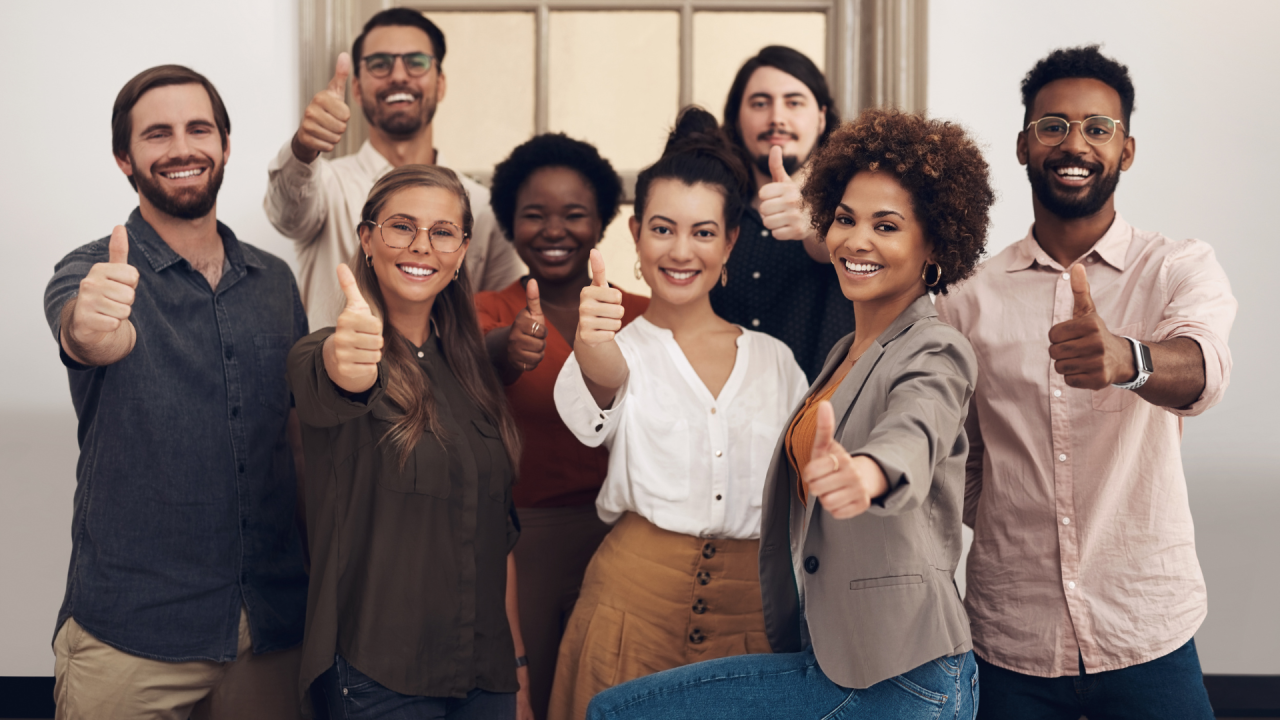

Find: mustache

[756,129,798,142]
[152,156,213,173]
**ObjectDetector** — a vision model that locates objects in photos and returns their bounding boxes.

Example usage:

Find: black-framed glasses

[362,217,467,252]
[1026,115,1126,147]
[361,52,435,78]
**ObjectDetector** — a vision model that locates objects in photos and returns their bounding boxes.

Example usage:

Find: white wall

[930,0,1280,673]
[0,0,300,676]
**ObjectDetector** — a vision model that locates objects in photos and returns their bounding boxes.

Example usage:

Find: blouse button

[714,450,723,457]
[752,271,761,279]
[1068,581,1077,590]
[710,407,717,415]
[760,229,769,237]
[1059,454,1067,462]
[1062,517,1070,525]
[1053,390,1062,398]
[1061,272,1071,280]
[417,351,424,358]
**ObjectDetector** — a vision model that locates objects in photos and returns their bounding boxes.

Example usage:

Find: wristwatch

[1112,336,1153,391]
[515,655,529,668]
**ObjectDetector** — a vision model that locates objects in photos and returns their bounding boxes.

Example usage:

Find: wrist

[291,133,320,164]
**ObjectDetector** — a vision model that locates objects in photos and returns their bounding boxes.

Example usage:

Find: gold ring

[829,453,840,473]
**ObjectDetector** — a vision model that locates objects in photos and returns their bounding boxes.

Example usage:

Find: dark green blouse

[288,327,518,700]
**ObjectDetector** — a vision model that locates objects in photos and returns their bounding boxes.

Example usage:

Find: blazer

[758,294,978,690]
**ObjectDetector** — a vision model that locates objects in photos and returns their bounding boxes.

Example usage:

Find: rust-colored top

[784,370,847,504]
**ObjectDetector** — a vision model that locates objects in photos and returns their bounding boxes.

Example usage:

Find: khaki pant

[53,608,303,720]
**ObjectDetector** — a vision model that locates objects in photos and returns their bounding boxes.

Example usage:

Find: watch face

[1138,343,1154,374]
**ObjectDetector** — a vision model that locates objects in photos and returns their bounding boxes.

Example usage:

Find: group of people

[43,7,1236,720]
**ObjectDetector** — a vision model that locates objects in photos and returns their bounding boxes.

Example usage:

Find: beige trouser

[53,608,303,720]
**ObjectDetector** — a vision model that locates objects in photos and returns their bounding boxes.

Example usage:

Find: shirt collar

[124,207,263,274]
[1007,212,1132,273]
[359,139,444,179]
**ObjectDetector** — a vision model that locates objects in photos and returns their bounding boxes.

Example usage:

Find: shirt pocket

[370,403,451,498]
[253,334,294,416]
[626,413,691,502]
[471,418,511,501]
[1091,322,1142,413]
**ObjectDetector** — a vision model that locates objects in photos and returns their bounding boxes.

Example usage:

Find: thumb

[336,263,369,313]
[768,145,791,184]
[108,225,129,264]
[812,401,836,457]
[1070,264,1095,318]
[327,52,351,98]
[525,278,544,319]
[590,248,608,288]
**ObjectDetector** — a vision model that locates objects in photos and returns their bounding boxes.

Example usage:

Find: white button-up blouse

[554,316,808,539]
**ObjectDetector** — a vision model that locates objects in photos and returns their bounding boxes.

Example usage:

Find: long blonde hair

[350,164,521,472]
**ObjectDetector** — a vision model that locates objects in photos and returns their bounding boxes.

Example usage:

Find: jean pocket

[254,334,294,416]
[338,655,382,693]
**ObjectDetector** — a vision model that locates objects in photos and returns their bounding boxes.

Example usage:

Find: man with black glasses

[266,8,522,331]
[936,45,1235,719]
[711,46,848,382]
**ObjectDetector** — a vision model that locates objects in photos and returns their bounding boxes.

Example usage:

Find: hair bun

[656,105,751,201]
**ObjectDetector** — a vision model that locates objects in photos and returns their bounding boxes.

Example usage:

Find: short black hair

[489,133,623,241]
[634,106,752,233]
[1021,44,1135,129]
[352,9,447,76]
[723,45,839,185]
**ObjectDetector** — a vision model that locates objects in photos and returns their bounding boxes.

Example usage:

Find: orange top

[784,370,848,505]
[474,279,648,508]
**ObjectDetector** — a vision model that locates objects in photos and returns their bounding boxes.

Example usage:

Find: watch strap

[1112,336,1152,390]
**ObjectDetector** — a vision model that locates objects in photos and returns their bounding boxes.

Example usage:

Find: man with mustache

[710,45,849,381]
[936,46,1235,719]
[266,8,523,331]
[43,65,309,719]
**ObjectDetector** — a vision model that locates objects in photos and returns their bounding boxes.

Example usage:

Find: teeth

[385,93,414,103]
[663,269,698,280]
[1056,166,1091,177]
[162,168,203,179]
[400,265,436,277]
[843,260,883,274]
[539,248,570,258]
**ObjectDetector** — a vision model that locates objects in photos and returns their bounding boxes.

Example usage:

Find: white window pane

[598,203,649,297]
[428,12,535,175]
[692,12,827,124]
[549,12,679,172]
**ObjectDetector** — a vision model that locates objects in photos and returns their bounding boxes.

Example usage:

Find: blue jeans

[311,654,515,720]
[586,646,977,719]
[975,638,1214,720]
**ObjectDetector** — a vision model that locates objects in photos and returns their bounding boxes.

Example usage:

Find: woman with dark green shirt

[288,165,531,720]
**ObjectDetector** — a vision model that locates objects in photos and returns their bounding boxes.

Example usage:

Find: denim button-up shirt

[44,208,309,661]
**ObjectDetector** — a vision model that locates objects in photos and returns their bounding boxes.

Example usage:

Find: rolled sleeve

[1152,239,1236,417]
[858,331,977,516]
[264,141,327,245]
[287,328,386,428]
[553,350,628,448]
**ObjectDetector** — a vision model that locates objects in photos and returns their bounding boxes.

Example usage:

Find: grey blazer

[758,294,977,690]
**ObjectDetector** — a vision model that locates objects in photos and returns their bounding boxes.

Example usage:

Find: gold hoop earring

[922,261,942,288]
[634,259,642,280]
[720,266,728,287]
[455,266,461,280]
[364,254,373,268]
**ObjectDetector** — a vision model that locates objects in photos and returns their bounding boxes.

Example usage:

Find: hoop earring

[634,259,642,280]
[455,266,461,280]
[922,261,942,288]
[720,266,729,287]
[364,254,372,268]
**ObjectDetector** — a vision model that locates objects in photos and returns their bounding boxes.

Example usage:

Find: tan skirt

[546,512,771,720]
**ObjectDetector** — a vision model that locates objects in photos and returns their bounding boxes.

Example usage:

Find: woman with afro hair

[582,108,994,719]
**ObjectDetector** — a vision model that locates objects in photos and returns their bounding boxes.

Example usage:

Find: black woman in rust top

[287,165,532,720]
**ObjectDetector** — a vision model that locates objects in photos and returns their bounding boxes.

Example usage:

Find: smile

[1054,166,1092,178]
[842,260,884,276]
[660,268,700,281]
[160,168,205,179]
[385,93,415,104]
[398,264,436,278]
[536,247,572,259]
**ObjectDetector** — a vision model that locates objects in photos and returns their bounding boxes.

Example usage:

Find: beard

[753,152,802,179]
[132,156,224,220]
[363,86,437,139]
[1027,159,1121,219]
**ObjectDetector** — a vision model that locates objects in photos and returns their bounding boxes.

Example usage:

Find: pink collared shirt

[935,214,1236,677]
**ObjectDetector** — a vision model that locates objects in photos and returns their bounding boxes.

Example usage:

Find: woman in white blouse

[547,107,808,720]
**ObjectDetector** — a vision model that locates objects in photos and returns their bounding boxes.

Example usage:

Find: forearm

[505,553,533,713]
[1133,337,1206,409]
[60,298,135,367]
[485,327,522,386]
[574,340,628,409]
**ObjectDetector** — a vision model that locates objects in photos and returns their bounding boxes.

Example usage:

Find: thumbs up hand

[577,249,625,348]
[66,225,140,358]
[1048,264,1136,389]
[507,278,548,373]
[324,263,384,393]
[758,146,813,242]
[293,52,352,163]
[802,401,889,520]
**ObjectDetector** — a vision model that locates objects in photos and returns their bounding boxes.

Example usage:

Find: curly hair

[802,108,993,295]
[1021,44,1135,129]
[489,133,623,241]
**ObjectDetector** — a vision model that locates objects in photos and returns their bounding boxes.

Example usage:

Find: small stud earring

[634,259,642,280]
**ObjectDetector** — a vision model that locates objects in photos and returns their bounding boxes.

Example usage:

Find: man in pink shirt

[936,45,1235,719]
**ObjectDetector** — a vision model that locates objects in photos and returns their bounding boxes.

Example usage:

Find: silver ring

[531,321,541,334]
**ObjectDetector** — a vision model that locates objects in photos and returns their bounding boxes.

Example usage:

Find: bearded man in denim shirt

[43,65,309,720]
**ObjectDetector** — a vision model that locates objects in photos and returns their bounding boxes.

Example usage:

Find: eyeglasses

[361,52,435,78]
[362,217,467,252]
[1025,115,1127,147]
